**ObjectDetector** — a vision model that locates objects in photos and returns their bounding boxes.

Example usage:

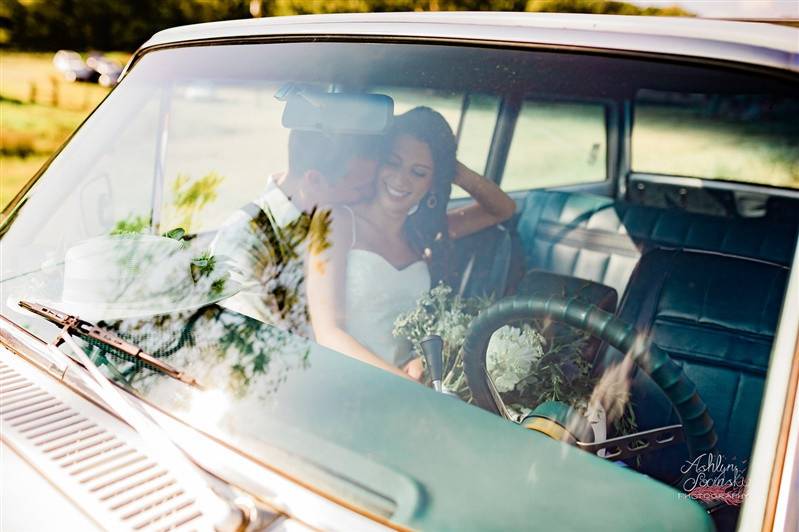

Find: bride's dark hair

[390,106,456,284]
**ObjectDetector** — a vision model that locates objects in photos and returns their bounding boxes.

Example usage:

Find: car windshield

[1,40,798,530]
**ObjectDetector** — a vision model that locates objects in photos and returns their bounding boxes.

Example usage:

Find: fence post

[29,81,37,104]
[50,76,59,107]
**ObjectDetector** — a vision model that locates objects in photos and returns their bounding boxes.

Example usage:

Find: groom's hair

[287,130,385,182]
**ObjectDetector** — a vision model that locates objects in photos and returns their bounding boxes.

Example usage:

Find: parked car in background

[2,12,798,532]
[86,52,123,87]
[52,49,97,82]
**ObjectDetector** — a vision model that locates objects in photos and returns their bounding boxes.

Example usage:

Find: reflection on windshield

[6,234,238,322]
[95,307,311,402]
[163,171,225,234]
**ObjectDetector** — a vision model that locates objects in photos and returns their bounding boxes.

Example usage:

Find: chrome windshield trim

[0,315,63,378]
[137,13,799,74]
[773,366,799,531]
[739,234,799,530]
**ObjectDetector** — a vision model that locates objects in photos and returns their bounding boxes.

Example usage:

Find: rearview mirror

[279,86,394,134]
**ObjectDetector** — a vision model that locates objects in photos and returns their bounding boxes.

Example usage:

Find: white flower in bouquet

[486,325,546,393]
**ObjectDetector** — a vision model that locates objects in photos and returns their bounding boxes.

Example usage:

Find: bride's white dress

[341,207,431,367]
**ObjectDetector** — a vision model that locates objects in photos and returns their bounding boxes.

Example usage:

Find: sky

[635,0,799,18]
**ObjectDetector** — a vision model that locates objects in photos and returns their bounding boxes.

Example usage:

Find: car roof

[140,12,799,73]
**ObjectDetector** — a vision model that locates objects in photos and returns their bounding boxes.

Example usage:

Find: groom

[211,129,384,334]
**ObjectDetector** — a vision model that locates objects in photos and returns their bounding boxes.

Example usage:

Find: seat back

[449,224,525,299]
[516,190,797,295]
[602,249,789,479]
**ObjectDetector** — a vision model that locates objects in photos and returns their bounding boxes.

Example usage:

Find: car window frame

[494,94,616,195]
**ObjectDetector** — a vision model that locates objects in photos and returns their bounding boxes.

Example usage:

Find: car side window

[632,89,799,190]
[501,100,607,192]
[454,94,500,197]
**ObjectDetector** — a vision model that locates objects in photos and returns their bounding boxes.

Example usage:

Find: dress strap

[340,205,358,249]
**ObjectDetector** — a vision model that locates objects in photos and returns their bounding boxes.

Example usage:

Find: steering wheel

[461,295,718,460]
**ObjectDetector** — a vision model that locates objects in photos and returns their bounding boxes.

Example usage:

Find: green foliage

[169,171,224,233]
[272,0,689,16]
[190,250,216,282]
[525,0,692,16]
[163,227,186,241]
[1,0,252,50]
[270,0,527,15]
[213,311,311,398]
[110,213,150,235]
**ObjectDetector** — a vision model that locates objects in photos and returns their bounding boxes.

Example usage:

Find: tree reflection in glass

[84,306,311,428]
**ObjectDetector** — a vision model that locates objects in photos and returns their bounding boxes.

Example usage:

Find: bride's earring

[426,193,438,209]
[408,203,419,216]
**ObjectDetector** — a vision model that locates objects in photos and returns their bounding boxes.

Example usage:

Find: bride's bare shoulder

[311,204,356,252]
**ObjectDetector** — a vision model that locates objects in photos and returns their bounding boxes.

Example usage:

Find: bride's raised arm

[306,206,414,380]
[446,161,516,240]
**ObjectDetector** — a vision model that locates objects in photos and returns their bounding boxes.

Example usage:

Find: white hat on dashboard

[17,234,240,322]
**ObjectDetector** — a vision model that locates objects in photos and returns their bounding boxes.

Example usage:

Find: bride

[307,107,515,381]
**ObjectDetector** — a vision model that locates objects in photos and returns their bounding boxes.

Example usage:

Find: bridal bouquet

[393,283,636,432]
[392,283,477,400]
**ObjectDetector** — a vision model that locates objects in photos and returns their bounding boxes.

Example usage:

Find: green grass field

[1,52,129,208]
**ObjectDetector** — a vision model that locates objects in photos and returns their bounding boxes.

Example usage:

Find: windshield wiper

[19,300,204,389]
[13,300,245,528]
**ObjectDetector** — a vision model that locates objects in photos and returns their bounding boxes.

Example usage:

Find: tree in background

[0,0,690,51]
[1,0,252,50]
[267,0,689,16]
[267,0,526,15]
[526,0,690,15]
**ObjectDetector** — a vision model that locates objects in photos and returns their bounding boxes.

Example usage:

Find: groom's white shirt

[211,173,310,335]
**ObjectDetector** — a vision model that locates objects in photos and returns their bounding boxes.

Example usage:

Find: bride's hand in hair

[448,161,516,240]
[402,357,425,382]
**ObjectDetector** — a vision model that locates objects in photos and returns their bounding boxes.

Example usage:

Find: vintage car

[52,49,98,83]
[86,52,124,87]
[1,12,798,532]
